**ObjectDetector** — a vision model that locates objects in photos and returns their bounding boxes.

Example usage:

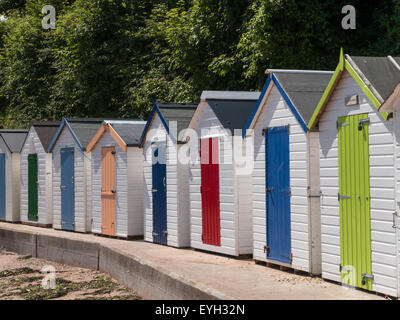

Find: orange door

[101,147,116,236]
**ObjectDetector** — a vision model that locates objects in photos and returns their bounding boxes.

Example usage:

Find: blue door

[0,154,5,220]
[152,142,167,245]
[265,126,291,264]
[61,148,75,231]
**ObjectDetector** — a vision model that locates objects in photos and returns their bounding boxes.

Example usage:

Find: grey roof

[273,71,334,124]
[105,120,146,146]
[66,118,105,150]
[201,91,260,101]
[30,121,61,152]
[348,55,400,101]
[0,130,28,153]
[157,103,198,141]
[202,91,260,132]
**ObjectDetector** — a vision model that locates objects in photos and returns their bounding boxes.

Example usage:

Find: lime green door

[338,114,372,290]
[28,154,38,222]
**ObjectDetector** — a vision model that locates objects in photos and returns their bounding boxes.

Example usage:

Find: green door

[338,114,372,290]
[28,154,38,222]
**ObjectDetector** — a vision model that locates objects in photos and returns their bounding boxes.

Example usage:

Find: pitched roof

[273,71,334,124]
[347,55,400,101]
[30,121,61,152]
[308,50,398,129]
[200,91,260,132]
[65,118,105,150]
[104,120,146,146]
[156,103,197,140]
[0,130,28,153]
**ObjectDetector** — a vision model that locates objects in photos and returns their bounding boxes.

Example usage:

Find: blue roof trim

[139,101,176,148]
[47,117,84,152]
[242,74,308,137]
[272,74,308,133]
[242,76,272,138]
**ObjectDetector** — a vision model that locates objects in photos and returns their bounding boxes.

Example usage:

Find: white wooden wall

[91,131,143,237]
[319,71,397,297]
[51,127,91,232]
[251,85,310,271]
[0,139,14,221]
[20,127,53,225]
[143,114,190,247]
[189,102,252,256]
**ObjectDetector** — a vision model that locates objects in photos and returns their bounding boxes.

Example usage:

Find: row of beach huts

[2,51,400,297]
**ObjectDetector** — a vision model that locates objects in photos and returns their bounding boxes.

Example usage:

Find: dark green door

[28,154,38,222]
[338,114,372,290]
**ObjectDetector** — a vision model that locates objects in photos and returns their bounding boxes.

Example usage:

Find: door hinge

[336,121,349,129]
[264,245,270,253]
[163,230,168,237]
[152,232,159,237]
[393,211,398,229]
[290,253,293,264]
[338,193,351,201]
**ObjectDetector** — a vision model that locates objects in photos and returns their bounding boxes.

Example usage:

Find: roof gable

[30,121,61,152]
[139,102,197,146]
[86,120,146,153]
[0,130,28,153]
[48,118,104,152]
[243,70,333,137]
[308,50,393,129]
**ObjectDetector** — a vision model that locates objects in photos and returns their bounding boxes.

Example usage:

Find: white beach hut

[140,102,197,247]
[48,118,104,232]
[186,91,260,256]
[243,69,333,274]
[0,130,28,222]
[86,120,146,238]
[308,51,400,297]
[20,121,60,226]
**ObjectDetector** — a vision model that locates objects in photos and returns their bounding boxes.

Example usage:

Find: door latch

[361,273,374,285]
[358,118,370,131]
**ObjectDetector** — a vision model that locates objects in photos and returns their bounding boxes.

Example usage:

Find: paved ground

[0,249,140,300]
[0,223,383,300]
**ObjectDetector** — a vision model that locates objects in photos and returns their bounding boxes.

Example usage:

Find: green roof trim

[308,50,389,129]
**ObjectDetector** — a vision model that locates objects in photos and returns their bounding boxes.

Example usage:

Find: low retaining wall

[0,226,221,300]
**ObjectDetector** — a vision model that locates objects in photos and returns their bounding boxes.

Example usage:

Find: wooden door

[101,147,116,236]
[61,148,75,231]
[28,154,38,222]
[152,142,167,245]
[338,114,372,290]
[0,154,5,220]
[265,126,291,264]
[200,137,221,246]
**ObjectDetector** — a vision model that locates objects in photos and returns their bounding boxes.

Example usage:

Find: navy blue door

[152,143,167,245]
[0,154,5,220]
[265,126,291,263]
[61,148,75,231]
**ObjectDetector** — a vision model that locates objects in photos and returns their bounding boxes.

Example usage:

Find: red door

[200,137,221,246]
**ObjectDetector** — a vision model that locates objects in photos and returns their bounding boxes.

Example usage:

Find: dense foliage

[0,0,399,128]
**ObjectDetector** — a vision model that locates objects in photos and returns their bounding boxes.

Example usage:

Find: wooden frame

[86,124,127,153]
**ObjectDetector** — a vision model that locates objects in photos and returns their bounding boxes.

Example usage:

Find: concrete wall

[0,225,221,300]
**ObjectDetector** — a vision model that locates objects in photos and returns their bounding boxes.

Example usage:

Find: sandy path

[0,249,141,300]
